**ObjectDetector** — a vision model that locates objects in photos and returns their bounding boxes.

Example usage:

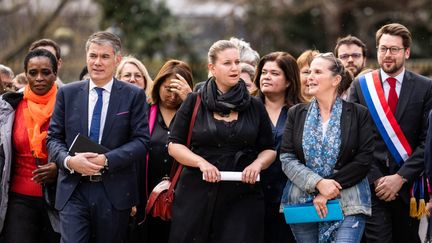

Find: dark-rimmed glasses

[377,46,404,55]
[339,53,362,60]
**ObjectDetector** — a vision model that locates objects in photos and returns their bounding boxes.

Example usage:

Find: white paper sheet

[202,171,260,181]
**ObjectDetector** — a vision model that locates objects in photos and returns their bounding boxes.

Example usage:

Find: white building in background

[165,0,243,18]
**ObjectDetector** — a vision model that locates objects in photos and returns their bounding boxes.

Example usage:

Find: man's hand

[68,152,104,175]
[316,179,342,199]
[375,174,405,201]
[32,162,58,184]
[130,206,137,217]
[87,154,107,167]
[426,201,432,216]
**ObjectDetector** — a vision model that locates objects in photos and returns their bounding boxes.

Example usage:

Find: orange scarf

[23,84,57,159]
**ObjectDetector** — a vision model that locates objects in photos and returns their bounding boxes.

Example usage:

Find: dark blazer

[424,111,432,187]
[47,79,149,210]
[280,100,374,189]
[349,70,432,186]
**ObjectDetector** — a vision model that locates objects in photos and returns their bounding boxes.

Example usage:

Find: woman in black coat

[167,40,276,243]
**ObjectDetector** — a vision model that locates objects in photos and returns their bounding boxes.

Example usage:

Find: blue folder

[283,199,344,224]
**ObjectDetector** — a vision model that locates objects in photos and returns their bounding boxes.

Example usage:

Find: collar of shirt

[380,68,405,86]
[89,78,114,94]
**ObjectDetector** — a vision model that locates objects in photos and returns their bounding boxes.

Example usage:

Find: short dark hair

[334,35,367,57]
[24,49,58,75]
[376,23,412,49]
[29,39,62,60]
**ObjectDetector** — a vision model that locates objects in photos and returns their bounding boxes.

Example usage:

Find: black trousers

[2,192,60,243]
[364,192,420,243]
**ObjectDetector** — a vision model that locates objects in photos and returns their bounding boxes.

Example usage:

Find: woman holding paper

[0,49,60,242]
[253,52,304,243]
[168,40,276,243]
[280,53,374,243]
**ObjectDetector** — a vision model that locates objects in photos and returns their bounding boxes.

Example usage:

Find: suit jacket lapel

[395,71,414,121]
[102,79,122,143]
[80,81,89,136]
[296,105,308,163]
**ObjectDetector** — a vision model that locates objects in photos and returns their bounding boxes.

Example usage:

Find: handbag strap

[167,94,201,192]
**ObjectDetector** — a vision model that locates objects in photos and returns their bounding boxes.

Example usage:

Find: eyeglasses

[377,46,404,55]
[339,53,362,60]
[317,52,341,70]
[121,73,144,81]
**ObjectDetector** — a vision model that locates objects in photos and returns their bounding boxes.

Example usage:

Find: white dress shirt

[380,68,405,100]
[88,79,113,144]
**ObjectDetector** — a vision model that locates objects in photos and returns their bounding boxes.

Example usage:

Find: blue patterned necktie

[89,87,104,143]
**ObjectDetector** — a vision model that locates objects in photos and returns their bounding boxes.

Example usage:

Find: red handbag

[145,95,201,221]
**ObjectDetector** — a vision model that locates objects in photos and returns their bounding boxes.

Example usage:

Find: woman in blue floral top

[280,53,374,243]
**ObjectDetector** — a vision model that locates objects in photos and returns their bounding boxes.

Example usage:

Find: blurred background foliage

[1,0,432,83]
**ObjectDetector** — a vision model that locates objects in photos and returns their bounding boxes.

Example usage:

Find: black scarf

[200,76,250,116]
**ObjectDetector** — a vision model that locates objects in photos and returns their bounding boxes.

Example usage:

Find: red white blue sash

[358,70,412,165]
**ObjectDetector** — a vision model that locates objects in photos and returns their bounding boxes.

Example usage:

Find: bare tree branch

[0,0,71,63]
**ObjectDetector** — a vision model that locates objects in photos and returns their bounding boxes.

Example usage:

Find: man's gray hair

[85,31,122,55]
[0,64,14,78]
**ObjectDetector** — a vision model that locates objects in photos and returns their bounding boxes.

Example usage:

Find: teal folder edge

[283,199,344,224]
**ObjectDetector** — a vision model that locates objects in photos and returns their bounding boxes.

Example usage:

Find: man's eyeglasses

[377,46,404,55]
[339,53,362,60]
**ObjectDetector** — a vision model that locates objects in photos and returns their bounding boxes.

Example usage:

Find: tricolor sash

[358,70,412,165]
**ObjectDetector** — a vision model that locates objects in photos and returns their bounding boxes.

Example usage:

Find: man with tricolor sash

[349,23,432,243]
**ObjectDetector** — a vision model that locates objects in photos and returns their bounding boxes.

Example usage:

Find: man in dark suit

[349,23,432,243]
[47,31,149,243]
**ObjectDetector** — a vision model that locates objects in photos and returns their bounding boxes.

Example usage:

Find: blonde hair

[297,49,320,69]
[116,55,153,97]
[208,40,238,64]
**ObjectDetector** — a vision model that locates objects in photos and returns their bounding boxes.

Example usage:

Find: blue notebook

[283,199,344,224]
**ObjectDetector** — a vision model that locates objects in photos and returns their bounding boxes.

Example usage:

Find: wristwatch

[103,157,109,171]
[398,174,408,183]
